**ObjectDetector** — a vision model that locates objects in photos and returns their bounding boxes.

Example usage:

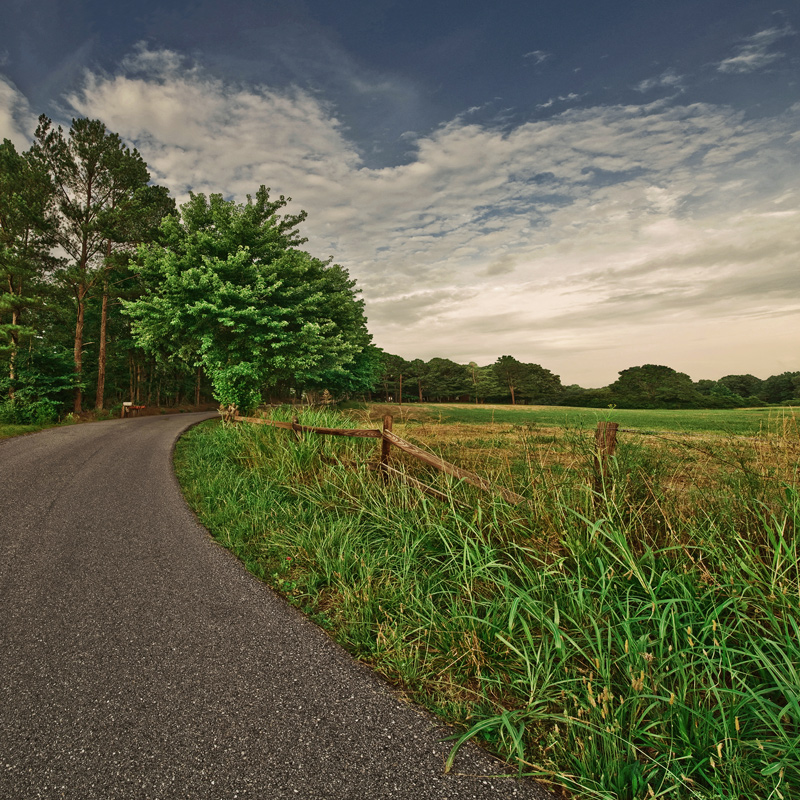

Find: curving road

[0,413,553,800]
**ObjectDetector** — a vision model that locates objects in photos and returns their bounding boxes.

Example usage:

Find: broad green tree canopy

[124,188,372,411]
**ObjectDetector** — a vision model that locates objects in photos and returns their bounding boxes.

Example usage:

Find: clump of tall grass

[174,407,799,800]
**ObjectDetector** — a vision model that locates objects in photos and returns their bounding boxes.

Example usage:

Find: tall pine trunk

[73,284,87,413]
[8,307,19,400]
[95,275,109,410]
[95,242,113,410]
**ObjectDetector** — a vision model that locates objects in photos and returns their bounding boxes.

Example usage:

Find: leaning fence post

[380,414,393,480]
[594,421,619,493]
[291,415,302,441]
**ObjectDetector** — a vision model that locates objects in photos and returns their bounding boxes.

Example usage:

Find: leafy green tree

[610,364,702,408]
[718,374,763,400]
[318,343,382,401]
[491,356,562,404]
[693,379,716,397]
[518,362,563,404]
[493,355,526,404]
[424,357,471,401]
[0,345,74,424]
[124,188,371,413]
[0,138,57,397]
[32,115,155,412]
[406,358,427,402]
[693,379,745,408]
[473,365,505,403]
[377,352,408,402]
[761,371,800,404]
[94,183,175,409]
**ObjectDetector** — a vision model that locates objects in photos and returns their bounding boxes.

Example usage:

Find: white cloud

[0,75,37,146]
[58,49,800,385]
[524,50,551,65]
[718,24,795,73]
[635,69,683,93]
[66,47,362,204]
[537,93,583,109]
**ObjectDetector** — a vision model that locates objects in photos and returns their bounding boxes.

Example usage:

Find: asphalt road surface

[0,413,554,800]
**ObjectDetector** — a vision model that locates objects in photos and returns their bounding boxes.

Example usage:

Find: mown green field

[175,405,800,800]
[407,403,797,436]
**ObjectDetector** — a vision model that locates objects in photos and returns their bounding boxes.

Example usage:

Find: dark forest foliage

[0,118,372,421]
[371,351,798,409]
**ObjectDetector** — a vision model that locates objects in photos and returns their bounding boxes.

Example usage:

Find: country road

[0,413,553,800]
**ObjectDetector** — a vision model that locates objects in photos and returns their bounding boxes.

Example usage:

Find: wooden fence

[222,410,791,505]
[225,411,529,505]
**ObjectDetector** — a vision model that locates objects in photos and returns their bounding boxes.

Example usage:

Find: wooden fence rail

[226,411,624,505]
[222,410,772,505]
[228,412,527,505]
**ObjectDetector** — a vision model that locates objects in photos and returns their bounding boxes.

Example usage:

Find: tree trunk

[8,308,19,399]
[195,366,201,406]
[95,275,109,410]
[146,358,154,405]
[73,285,87,413]
[135,360,142,404]
[510,384,516,405]
[418,379,423,403]
[398,373,402,406]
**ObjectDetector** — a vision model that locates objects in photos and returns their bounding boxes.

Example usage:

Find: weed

[175,406,800,800]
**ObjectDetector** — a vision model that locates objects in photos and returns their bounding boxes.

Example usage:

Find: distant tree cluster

[372,353,800,409]
[371,353,563,405]
[0,115,373,421]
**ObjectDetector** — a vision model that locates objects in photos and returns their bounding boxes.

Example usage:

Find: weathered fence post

[291,415,302,441]
[380,414,393,480]
[220,404,237,423]
[594,421,619,493]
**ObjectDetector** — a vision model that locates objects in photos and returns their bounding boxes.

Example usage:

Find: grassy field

[392,402,797,437]
[175,404,799,800]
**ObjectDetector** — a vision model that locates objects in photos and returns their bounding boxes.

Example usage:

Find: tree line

[3,114,796,422]
[372,353,800,409]
[1,115,375,422]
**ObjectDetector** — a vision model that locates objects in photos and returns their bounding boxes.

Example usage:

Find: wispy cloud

[717,24,795,73]
[0,75,36,146]
[537,92,582,109]
[3,47,799,384]
[523,50,551,65]
[635,69,683,93]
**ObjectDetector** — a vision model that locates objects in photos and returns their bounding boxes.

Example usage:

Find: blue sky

[1,0,798,386]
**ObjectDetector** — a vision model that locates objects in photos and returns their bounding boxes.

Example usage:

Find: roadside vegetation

[175,404,799,800]
[0,422,47,440]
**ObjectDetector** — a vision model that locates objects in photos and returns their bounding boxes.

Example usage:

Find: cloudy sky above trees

[1,0,798,386]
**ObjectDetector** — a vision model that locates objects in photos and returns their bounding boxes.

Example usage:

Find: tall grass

[174,407,799,799]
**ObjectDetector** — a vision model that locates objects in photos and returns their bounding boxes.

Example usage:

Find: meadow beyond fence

[177,405,800,800]
[225,406,792,506]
